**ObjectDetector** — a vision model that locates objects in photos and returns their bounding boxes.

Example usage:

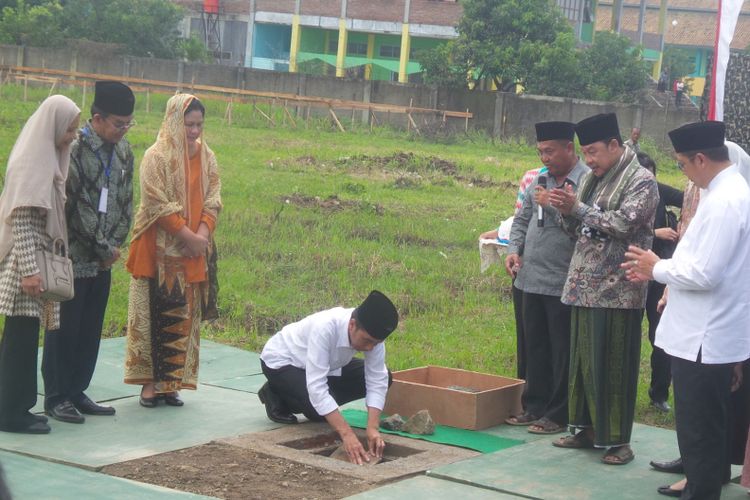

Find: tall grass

[0,83,685,427]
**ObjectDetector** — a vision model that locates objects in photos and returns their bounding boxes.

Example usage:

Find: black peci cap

[535,121,575,142]
[668,121,725,153]
[575,113,622,146]
[355,290,398,341]
[94,81,135,116]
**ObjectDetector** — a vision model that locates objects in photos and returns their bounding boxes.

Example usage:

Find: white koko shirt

[654,165,750,364]
[260,307,389,416]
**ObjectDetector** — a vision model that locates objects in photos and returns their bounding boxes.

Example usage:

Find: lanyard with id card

[84,127,114,214]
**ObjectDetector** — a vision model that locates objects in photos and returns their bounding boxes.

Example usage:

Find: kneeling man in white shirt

[624,121,750,500]
[259,290,398,465]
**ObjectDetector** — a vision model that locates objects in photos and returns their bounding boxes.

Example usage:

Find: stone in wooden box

[383,366,524,430]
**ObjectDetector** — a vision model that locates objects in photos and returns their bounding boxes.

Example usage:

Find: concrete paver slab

[347,475,518,499]
[34,338,262,404]
[477,420,556,444]
[198,341,263,381]
[1,384,280,469]
[428,423,748,499]
[35,336,132,403]
[0,450,215,499]
[203,374,267,393]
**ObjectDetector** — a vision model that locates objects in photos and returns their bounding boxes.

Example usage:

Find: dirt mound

[280,194,384,215]
[337,153,498,187]
[337,152,457,175]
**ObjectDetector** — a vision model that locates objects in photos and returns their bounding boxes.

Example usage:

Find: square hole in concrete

[221,422,480,483]
[280,430,424,464]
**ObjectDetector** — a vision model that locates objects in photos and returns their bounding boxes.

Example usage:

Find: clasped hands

[178,223,210,258]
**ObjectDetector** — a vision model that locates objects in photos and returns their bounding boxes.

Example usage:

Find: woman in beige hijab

[0,95,80,434]
[124,94,221,408]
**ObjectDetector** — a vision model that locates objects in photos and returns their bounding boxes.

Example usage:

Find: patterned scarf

[577,145,639,211]
[130,94,221,241]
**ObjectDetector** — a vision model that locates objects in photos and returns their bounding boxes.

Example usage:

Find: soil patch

[280,194,385,215]
[283,153,499,188]
[102,441,374,500]
[338,153,500,188]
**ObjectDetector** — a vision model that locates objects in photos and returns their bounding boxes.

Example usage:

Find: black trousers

[42,271,111,409]
[522,292,571,424]
[672,355,734,500]
[512,283,526,380]
[0,316,40,426]
[645,281,671,403]
[261,359,391,421]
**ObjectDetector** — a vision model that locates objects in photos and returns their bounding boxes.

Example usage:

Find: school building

[172,0,594,83]
[172,0,750,98]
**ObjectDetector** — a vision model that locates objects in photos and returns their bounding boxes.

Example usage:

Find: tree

[0,0,47,7]
[521,32,586,98]
[1,0,186,58]
[177,34,212,63]
[58,0,185,58]
[581,31,649,102]
[418,43,470,88]
[0,0,63,47]
[421,0,573,90]
[662,46,696,83]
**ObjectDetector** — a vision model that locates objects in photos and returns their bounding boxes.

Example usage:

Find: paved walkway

[0,338,747,499]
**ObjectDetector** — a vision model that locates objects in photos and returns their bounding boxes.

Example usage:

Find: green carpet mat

[342,409,523,454]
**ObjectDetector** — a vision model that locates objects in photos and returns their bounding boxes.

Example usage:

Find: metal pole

[637,0,647,45]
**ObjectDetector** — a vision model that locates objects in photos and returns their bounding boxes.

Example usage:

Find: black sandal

[139,395,158,408]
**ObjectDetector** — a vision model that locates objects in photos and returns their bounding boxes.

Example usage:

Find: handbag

[35,238,74,302]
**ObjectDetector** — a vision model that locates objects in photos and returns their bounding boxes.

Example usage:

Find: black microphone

[537,176,547,227]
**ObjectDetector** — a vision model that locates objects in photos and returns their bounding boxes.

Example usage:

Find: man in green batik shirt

[42,81,135,424]
[548,112,658,466]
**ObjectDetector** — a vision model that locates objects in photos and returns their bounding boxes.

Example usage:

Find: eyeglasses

[107,118,136,131]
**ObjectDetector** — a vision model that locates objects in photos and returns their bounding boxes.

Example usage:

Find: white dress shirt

[260,307,389,416]
[654,166,750,363]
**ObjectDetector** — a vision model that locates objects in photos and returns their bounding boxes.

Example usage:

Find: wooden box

[383,366,524,430]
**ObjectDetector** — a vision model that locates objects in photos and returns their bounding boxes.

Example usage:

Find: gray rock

[402,409,435,435]
[380,414,406,431]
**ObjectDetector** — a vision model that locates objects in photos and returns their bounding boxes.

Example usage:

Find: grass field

[0,83,687,427]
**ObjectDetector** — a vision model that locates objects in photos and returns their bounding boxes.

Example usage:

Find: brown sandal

[601,445,634,465]
[552,430,594,449]
[505,412,539,426]
[528,417,566,435]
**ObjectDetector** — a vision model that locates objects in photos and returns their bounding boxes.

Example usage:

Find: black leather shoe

[46,401,85,424]
[0,420,51,434]
[650,458,684,474]
[657,485,683,497]
[258,383,298,424]
[27,412,48,424]
[651,400,672,413]
[162,393,184,407]
[73,394,115,416]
